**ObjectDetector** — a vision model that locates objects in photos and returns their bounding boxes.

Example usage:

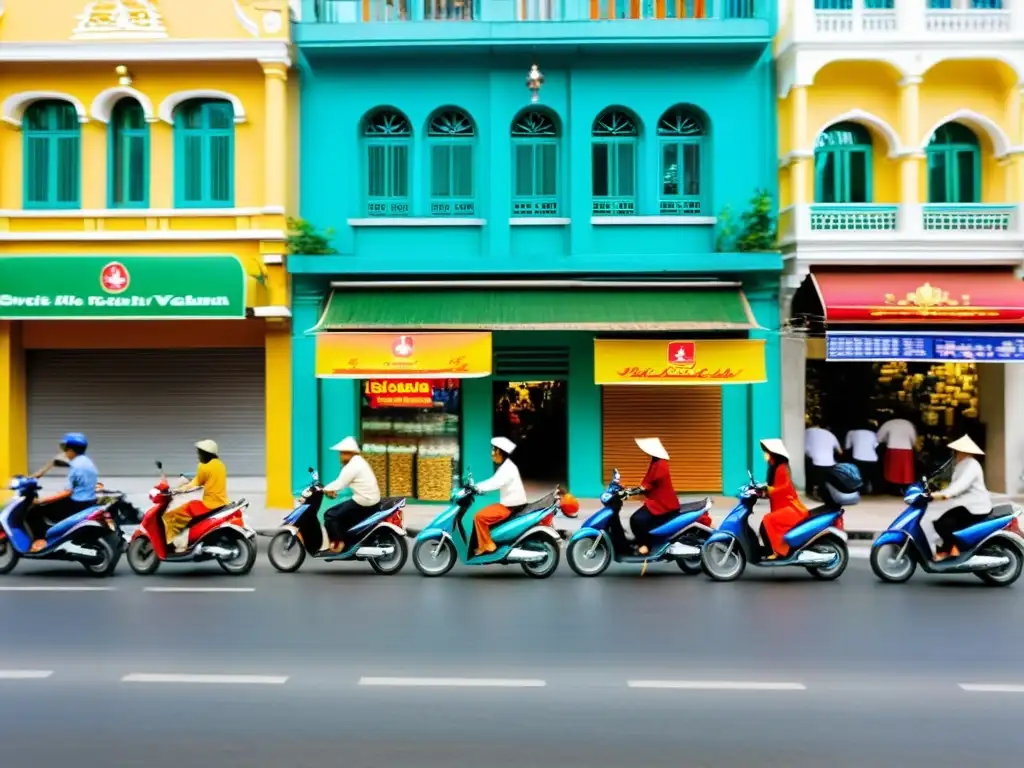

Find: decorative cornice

[778,150,813,169]
[1,91,89,127]
[0,40,291,65]
[898,76,923,87]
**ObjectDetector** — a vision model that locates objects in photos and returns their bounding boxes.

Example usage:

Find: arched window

[512,109,559,217]
[657,106,706,215]
[926,122,980,204]
[364,109,411,217]
[427,109,476,217]
[23,100,80,209]
[592,109,637,216]
[814,122,872,204]
[109,99,150,208]
[174,99,234,208]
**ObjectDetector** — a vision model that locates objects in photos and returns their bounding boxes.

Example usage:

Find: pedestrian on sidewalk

[877,413,918,494]
[805,421,841,500]
[844,422,880,494]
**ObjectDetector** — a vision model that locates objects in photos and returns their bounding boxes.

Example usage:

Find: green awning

[312,287,756,332]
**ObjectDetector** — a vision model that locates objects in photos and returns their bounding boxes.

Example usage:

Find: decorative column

[788,85,811,204]
[898,75,924,235]
[0,321,27,486]
[1004,85,1024,231]
[260,60,289,211]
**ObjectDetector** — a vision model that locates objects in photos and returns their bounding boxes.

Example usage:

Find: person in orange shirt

[758,438,809,560]
[163,439,230,552]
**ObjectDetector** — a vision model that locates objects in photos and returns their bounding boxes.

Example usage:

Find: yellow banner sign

[594,339,766,385]
[316,332,492,379]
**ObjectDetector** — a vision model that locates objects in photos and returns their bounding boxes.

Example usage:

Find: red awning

[812,272,1024,324]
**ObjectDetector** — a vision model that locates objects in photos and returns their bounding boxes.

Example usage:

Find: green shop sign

[0,256,248,320]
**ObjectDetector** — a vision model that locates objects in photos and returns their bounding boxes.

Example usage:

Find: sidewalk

[96,476,1023,539]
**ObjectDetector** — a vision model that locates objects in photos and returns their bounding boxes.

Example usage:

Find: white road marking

[959,683,1024,693]
[122,673,287,685]
[628,680,806,691]
[142,587,255,593]
[0,670,54,679]
[0,586,116,592]
[359,676,547,688]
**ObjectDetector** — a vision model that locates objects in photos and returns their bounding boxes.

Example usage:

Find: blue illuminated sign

[826,333,1024,362]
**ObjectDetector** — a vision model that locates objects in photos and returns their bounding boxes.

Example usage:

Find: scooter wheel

[218,533,257,576]
[676,555,702,575]
[869,542,916,584]
[974,541,1023,587]
[0,539,20,575]
[268,531,306,573]
[81,534,121,578]
[520,537,560,579]
[368,529,408,575]
[567,535,611,577]
[806,537,848,581]
[412,538,456,577]
[700,540,746,582]
[127,536,160,575]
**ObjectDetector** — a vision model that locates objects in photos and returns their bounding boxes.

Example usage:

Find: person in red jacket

[759,438,809,559]
[629,437,681,555]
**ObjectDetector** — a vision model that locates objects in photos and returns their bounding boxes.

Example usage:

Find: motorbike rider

[925,435,991,562]
[759,438,809,560]
[323,437,381,554]
[164,439,230,552]
[27,432,98,553]
[607,437,680,556]
[472,437,527,556]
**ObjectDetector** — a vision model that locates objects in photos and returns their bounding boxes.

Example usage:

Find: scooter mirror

[155,461,163,470]
[307,466,314,473]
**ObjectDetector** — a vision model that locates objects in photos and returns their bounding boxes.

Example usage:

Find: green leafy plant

[715,190,777,252]
[286,217,337,255]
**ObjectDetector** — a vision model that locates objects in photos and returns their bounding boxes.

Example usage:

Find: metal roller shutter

[602,385,722,492]
[27,349,265,476]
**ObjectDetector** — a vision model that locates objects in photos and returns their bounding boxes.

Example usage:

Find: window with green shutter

[592,109,637,216]
[174,99,234,208]
[427,109,476,217]
[814,122,873,204]
[109,99,150,208]
[511,109,559,217]
[23,100,81,210]
[926,122,980,204]
[658,106,706,215]
[364,109,411,217]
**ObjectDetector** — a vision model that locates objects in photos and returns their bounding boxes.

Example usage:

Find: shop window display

[360,379,461,501]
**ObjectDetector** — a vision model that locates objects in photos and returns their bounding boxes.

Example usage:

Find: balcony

[783,0,1023,47]
[299,0,771,52]
[778,203,1024,265]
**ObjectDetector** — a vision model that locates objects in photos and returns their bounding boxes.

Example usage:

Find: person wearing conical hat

[608,438,681,556]
[323,437,382,553]
[924,435,991,562]
[759,439,810,559]
[472,437,528,556]
[164,440,231,552]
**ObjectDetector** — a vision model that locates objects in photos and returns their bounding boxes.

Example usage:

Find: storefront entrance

[492,380,568,487]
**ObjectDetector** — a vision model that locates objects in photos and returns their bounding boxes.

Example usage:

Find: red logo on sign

[100,262,130,294]
[667,342,695,365]
[392,335,414,358]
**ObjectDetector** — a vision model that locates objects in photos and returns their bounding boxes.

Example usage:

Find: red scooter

[126,461,257,576]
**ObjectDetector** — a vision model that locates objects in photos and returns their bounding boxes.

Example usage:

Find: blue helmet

[60,432,88,453]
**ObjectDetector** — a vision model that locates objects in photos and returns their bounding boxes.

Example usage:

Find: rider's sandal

[640,560,648,577]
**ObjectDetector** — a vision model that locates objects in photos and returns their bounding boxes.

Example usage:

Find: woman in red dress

[758,439,809,559]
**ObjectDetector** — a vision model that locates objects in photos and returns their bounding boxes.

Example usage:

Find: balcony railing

[788,0,1022,43]
[779,203,1021,247]
[312,0,757,22]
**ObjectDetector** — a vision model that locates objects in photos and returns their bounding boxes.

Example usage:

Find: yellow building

[0,0,297,507]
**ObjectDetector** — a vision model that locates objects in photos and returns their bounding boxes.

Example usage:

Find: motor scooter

[700,473,849,582]
[411,472,564,579]
[0,476,124,577]
[870,477,1024,586]
[266,467,408,574]
[126,461,256,575]
[566,468,713,576]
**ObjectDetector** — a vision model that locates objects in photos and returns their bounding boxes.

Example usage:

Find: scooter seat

[379,497,406,512]
[805,504,843,520]
[517,493,558,517]
[185,499,246,527]
[951,505,1015,534]
[677,498,711,515]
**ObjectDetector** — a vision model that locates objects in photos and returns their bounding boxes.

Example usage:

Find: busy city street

[2,552,1023,768]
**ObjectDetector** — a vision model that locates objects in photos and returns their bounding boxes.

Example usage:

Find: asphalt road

[2,550,1024,768]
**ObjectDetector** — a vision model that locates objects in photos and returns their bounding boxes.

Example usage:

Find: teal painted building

[291,0,782,501]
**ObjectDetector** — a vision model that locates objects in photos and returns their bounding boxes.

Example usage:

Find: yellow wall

[779,59,1018,206]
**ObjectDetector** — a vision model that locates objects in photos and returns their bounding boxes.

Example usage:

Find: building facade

[776,0,1024,492]
[0,0,297,507]
[291,0,782,501]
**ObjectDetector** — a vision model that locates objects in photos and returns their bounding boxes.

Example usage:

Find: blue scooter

[700,473,849,582]
[566,468,713,576]
[411,472,564,579]
[266,467,408,574]
[0,476,124,577]
[870,478,1024,586]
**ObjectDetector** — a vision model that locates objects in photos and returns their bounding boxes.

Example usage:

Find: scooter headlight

[301,488,313,500]
[600,491,612,504]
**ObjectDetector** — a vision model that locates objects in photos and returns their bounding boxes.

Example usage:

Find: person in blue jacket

[27,432,99,552]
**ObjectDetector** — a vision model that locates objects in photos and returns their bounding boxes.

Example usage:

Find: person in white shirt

[877,415,918,492]
[805,424,841,499]
[471,437,527,556]
[844,423,879,494]
[322,436,382,553]
[925,435,992,561]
